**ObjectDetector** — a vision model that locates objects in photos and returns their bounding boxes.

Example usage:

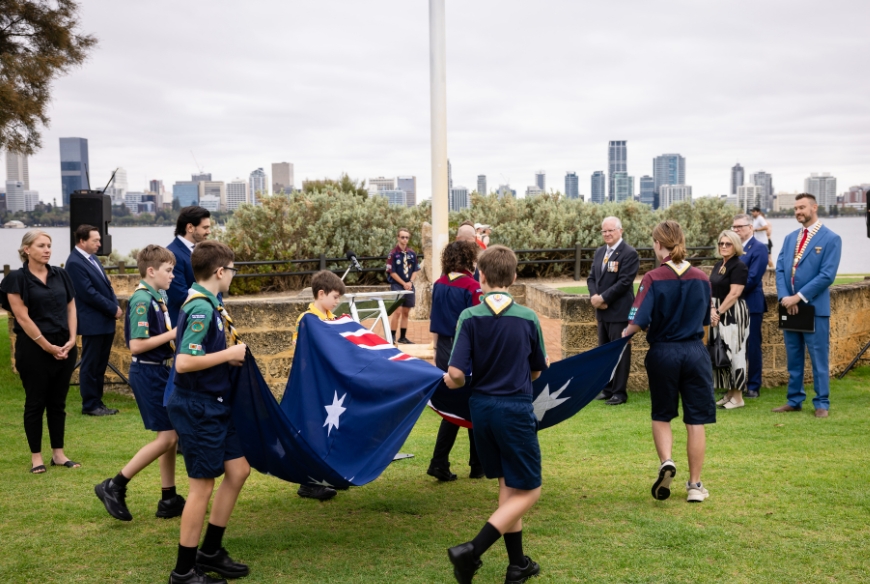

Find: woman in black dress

[709,230,749,409]
[0,230,80,473]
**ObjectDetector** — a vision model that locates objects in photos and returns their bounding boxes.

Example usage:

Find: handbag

[707,326,731,369]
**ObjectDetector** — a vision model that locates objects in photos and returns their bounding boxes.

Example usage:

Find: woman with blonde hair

[0,230,80,473]
[709,230,750,409]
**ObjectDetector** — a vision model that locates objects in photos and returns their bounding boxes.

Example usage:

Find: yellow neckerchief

[182,290,241,345]
[792,221,822,279]
[135,282,174,351]
[664,260,691,277]
[482,291,513,317]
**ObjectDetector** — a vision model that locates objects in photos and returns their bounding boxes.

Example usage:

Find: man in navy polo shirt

[386,227,420,344]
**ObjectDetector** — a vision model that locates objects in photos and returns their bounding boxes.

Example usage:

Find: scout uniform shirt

[293,303,336,343]
[429,270,483,337]
[125,280,174,363]
[174,283,232,397]
[385,244,421,283]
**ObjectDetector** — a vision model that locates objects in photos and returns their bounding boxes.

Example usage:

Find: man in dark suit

[731,213,769,398]
[774,193,841,418]
[166,206,212,326]
[66,224,121,416]
[588,217,639,405]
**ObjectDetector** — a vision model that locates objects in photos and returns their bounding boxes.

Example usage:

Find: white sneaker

[651,460,676,500]
[686,482,709,503]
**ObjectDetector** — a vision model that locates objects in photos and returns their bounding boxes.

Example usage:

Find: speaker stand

[73,359,132,388]
[838,338,870,380]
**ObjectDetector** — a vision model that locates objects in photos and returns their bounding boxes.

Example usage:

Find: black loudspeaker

[866,194,870,238]
[70,190,113,255]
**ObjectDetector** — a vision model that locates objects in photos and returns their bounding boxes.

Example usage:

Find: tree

[0,0,97,154]
[302,173,368,198]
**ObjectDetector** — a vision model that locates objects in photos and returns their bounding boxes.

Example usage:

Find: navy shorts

[469,393,541,490]
[646,341,716,425]
[166,387,245,479]
[129,361,174,432]
[390,281,416,308]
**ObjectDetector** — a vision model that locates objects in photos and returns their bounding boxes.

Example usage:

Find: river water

[1,217,868,280]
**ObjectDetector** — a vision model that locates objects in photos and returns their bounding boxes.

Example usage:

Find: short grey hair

[602,216,623,230]
[733,213,752,226]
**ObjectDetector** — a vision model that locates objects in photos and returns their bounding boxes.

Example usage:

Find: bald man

[456,224,476,242]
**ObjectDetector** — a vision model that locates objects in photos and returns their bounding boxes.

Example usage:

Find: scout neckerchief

[183,291,242,345]
[482,291,513,317]
[135,283,175,351]
[305,302,336,321]
[447,271,474,282]
[664,258,691,277]
[792,221,822,286]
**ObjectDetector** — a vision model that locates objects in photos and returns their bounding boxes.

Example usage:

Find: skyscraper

[449,186,469,211]
[149,179,165,208]
[397,176,417,207]
[192,172,212,182]
[639,175,655,207]
[750,171,773,210]
[249,168,269,205]
[5,180,26,213]
[202,181,226,211]
[172,181,200,207]
[658,184,692,209]
[591,171,606,204]
[564,172,579,200]
[737,185,762,212]
[804,173,837,212]
[653,154,686,200]
[477,175,487,196]
[5,150,29,190]
[374,189,407,207]
[59,137,89,207]
[369,177,395,191]
[447,159,453,190]
[608,141,627,200]
[611,172,634,202]
[535,170,545,192]
[226,179,249,210]
[731,163,744,196]
[272,162,294,194]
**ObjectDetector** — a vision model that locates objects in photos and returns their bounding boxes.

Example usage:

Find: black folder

[778,303,815,333]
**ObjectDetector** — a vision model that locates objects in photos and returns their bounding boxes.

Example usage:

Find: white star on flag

[308,477,335,487]
[323,391,347,436]
[532,379,572,421]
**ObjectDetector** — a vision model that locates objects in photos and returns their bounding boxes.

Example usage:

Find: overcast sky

[13,0,870,203]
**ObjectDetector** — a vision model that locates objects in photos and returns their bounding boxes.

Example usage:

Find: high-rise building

[608,141,627,200]
[750,171,774,210]
[374,189,407,207]
[449,186,470,211]
[731,163,744,195]
[590,171,606,204]
[5,150,30,190]
[659,184,692,209]
[497,184,515,199]
[564,172,579,200]
[525,185,543,198]
[249,168,269,205]
[612,172,634,202]
[199,195,221,212]
[369,176,395,191]
[0,190,6,215]
[737,184,763,212]
[397,176,417,207]
[192,172,212,182]
[653,153,686,200]
[202,181,226,211]
[149,179,165,208]
[272,162,294,194]
[773,191,800,213]
[639,175,655,207]
[125,191,144,213]
[5,180,25,212]
[804,173,837,211]
[842,184,870,208]
[59,137,89,206]
[477,175,487,196]
[447,159,453,190]
[173,181,200,208]
[535,170,545,192]
[226,179,249,210]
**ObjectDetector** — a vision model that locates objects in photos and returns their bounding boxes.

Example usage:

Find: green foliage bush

[220,190,740,291]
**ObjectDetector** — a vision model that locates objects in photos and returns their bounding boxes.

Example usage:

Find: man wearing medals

[774,193,842,418]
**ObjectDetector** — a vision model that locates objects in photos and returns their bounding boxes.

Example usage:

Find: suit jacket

[166,236,194,327]
[775,224,842,317]
[739,236,769,314]
[587,241,639,323]
[65,249,119,336]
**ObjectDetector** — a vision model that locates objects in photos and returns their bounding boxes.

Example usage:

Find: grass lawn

[1,314,869,583]
[558,284,641,296]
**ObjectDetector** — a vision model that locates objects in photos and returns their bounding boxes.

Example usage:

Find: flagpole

[429,0,448,279]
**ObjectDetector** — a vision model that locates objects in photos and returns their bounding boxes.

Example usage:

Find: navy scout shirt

[429,270,483,337]
[385,244,420,283]
[173,283,232,397]
[449,291,548,397]
[126,280,174,362]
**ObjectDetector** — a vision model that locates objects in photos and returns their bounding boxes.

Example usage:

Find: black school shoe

[168,567,227,584]
[297,484,337,500]
[95,478,132,521]
[447,542,482,584]
[427,464,458,482]
[397,337,414,344]
[156,494,186,518]
[505,556,540,584]
[196,548,249,579]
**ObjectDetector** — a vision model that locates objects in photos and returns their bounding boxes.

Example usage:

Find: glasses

[398,236,410,240]
[718,242,733,248]
[215,266,238,274]
[601,229,620,235]
[731,224,750,229]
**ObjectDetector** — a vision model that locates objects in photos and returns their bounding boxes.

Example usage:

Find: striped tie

[216,304,242,345]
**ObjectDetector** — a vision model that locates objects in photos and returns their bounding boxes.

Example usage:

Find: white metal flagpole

[429,0,448,279]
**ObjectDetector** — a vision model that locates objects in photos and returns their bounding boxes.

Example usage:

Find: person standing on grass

[589,216,639,406]
[386,227,420,344]
[166,240,250,584]
[1,230,80,474]
[95,245,185,522]
[709,230,749,410]
[444,245,548,584]
[623,220,715,504]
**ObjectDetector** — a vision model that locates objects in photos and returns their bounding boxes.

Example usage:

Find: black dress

[709,256,749,391]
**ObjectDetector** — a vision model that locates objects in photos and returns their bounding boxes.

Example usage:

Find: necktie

[797,229,809,255]
[90,255,109,282]
[216,304,241,345]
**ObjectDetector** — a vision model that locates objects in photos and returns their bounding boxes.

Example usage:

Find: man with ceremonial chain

[773,193,841,418]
